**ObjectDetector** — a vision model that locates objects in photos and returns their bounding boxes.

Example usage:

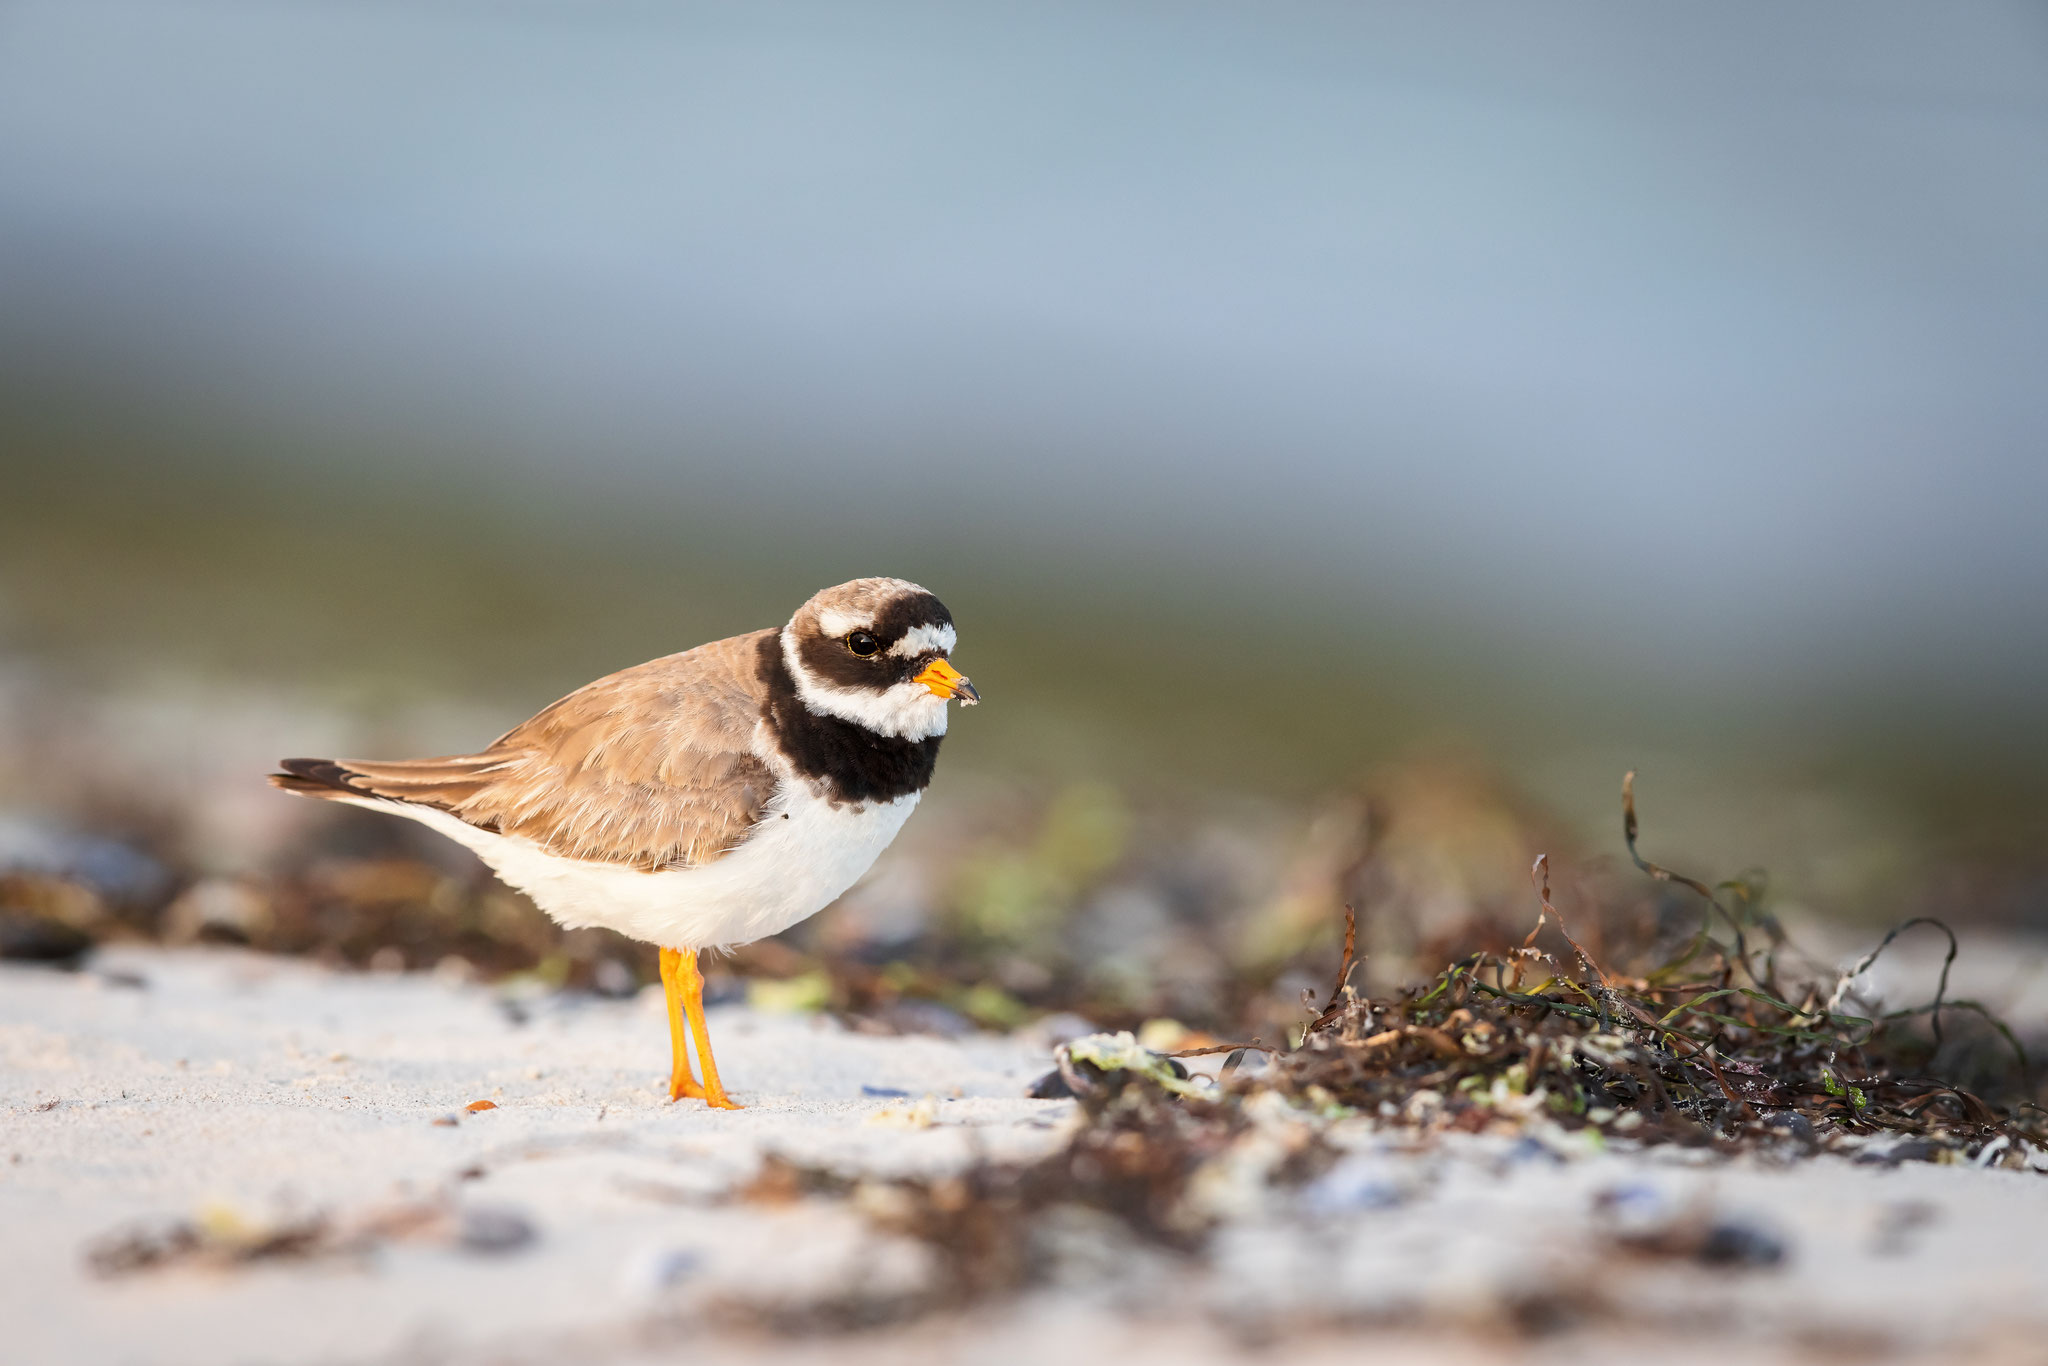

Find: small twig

[1304,903,1362,1037]
[1531,856,1611,1014]
[1624,771,1753,977]
[1833,916,1959,1051]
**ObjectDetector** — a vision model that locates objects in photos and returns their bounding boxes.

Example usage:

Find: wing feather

[271,629,777,871]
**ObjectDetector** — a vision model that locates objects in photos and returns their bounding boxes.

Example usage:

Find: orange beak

[912,658,980,704]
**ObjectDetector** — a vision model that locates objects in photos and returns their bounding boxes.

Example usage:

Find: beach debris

[85,1196,537,1276]
[1051,1031,1206,1102]
[1230,778,2045,1165]
[1594,1185,1788,1269]
[734,1019,1238,1310]
[866,1096,942,1129]
[161,878,271,945]
[464,1099,498,1113]
[85,1206,336,1276]
[1696,1219,1788,1268]
[0,908,92,964]
[738,1156,856,1207]
[1024,1069,1073,1099]
[0,823,172,918]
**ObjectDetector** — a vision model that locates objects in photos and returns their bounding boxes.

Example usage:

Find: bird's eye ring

[846,631,881,657]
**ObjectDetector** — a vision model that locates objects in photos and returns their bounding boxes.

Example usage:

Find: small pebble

[0,911,92,965]
[1762,1110,1815,1143]
[1025,1070,1073,1100]
[1697,1218,1787,1268]
[458,1205,535,1254]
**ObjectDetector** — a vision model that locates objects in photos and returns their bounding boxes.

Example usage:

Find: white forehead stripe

[889,622,957,659]
[816,608,866,638]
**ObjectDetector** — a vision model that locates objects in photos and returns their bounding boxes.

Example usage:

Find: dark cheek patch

[797,630,884,690]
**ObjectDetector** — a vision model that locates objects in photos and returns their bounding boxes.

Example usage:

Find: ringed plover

[270,578,977,1109]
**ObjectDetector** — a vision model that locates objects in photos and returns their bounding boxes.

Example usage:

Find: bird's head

[781,578,977,740]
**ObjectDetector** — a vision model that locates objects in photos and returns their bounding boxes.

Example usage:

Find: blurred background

[3,1,2045,1034]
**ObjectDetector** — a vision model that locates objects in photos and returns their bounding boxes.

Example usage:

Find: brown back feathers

[270,630,777,872]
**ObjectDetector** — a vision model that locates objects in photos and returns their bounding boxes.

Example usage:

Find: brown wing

[272,630,778,871]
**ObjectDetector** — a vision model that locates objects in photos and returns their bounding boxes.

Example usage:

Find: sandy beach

[7,946,2047,1366]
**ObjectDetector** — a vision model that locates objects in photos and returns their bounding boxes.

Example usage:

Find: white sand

[6,947,2047,1365]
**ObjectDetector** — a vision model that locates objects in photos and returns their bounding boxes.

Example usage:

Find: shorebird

[270,578,977,1109]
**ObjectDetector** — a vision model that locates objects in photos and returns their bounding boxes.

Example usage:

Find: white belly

[341,785,920,950]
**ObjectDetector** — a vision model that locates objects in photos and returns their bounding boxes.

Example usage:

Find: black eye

[846,631,881,657]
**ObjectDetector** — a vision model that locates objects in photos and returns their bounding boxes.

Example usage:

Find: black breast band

[756,633,942,805]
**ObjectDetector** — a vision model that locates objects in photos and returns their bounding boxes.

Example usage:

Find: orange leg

[659,947,742,1110]
[658,948,704,1102]
[675,948,742,1110]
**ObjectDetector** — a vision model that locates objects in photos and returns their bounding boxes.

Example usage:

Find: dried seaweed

[731,1041,1234,1323]
[1258,775,2043,1161]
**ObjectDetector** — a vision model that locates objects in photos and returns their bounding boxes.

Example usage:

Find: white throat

[780,626,951,741]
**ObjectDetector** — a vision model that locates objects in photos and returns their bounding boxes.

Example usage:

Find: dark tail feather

[269,755,494,810]
[268,757,379,801]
